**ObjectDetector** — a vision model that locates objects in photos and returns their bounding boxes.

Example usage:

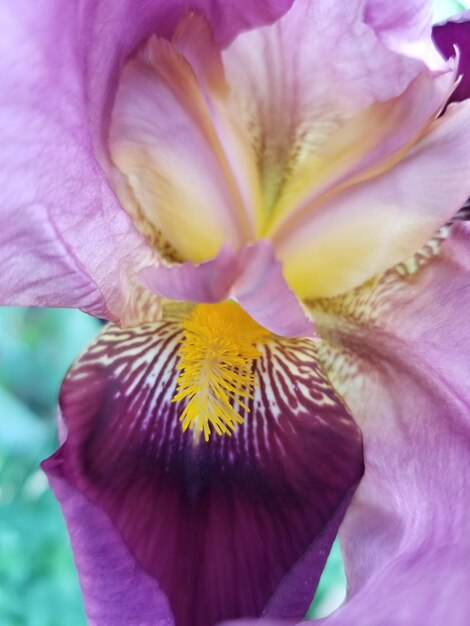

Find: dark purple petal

[433,11,470,104]
[45,305,363,626]
[223,622,292,626]
[43,453,173,626]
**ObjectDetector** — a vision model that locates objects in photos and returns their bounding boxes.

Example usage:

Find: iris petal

[277,99,470,299]
[0,0,294,314]
[43,453,173,626]
[268,69,457,235]
[109,14,259,263]
[45,302,363,626]
[222,0,430,225]
[308,223,470,625]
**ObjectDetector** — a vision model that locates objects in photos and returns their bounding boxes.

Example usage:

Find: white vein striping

[66,318,352,465]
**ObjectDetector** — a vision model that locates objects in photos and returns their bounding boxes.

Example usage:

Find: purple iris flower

[1,1,470,625]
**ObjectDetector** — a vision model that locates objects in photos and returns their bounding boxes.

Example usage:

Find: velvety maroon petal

[0,0,293,315]
[49,306,363,626]
[43,453,173,626]
[433,11,470,104]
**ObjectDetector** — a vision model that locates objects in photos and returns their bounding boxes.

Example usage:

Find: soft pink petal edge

[364,0,446,69]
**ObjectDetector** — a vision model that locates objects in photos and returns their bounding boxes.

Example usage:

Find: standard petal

[433,11,470,104]
[222,0,444,226]
[109,27,254,263]
[307,223,470,625]
[277,99,470,299]
[266,68,456,234]
[48,303,363,626]
[0,0,292,313]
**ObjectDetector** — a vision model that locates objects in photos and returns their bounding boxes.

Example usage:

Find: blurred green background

[0,1,468,624]
[0,308,99,626]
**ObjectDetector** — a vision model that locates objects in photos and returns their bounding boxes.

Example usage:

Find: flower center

[173,302,270,441]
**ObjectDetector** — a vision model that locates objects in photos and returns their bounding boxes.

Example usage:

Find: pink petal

[310,223,470,625]
[0,0,292,315]
[45,307,363,626]
[266,68,456,234]
[233,242,314,338]
[140,246,240,303]
[277,99,470,299]
[364,0,446,69]
[222,0,445,220]
[140,242,314,337]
